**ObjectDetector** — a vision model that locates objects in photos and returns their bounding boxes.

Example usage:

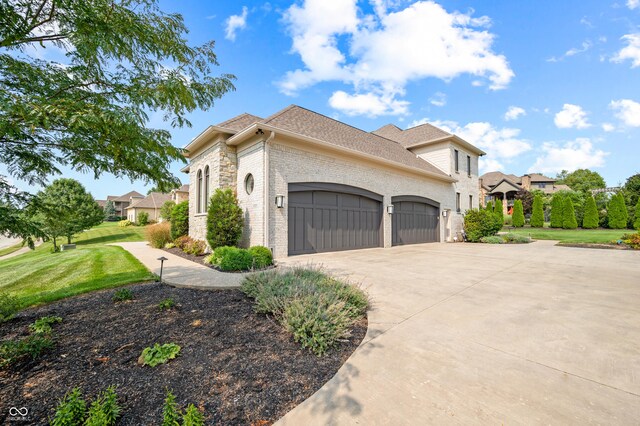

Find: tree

[493,198,504,225]
[137,211,149,226]
[530,194,544,227]
[485,200,493,212]
[512,200,525,227]
[31,178,103,250]
[634,198,640,230]
[514,189,534,215]
[562,198,578,229]
[582,196,599,229]
[0,0,235,239]
[463,209,503,242]
[550,193,564,228]
[555,169,606,193]
[103,200,116,220]
[170,201,189,240]
[607,193,629,229]
[160,200,176,222]
[206,189,243,249]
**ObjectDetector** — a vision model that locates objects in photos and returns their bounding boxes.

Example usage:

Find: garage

[288,183,382,255]
[392,196,440,246]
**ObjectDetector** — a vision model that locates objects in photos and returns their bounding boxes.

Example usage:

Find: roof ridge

[404,122,452,136]
[261,104,298,124]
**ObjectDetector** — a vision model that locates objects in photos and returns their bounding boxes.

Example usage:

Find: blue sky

[4,0,640,199]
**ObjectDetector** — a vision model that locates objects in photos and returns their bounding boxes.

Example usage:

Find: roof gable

[127,192,172,209]
[488,179,522,194]
[215,113,263,132]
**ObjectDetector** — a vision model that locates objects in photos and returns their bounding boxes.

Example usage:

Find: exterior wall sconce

[386,204,394,214]
[275,195,285,208]
[442,210,448,217]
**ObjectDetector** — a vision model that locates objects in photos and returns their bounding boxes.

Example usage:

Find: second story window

[456,192,461,212]
[454,149,459,173]
[467,155,471,176]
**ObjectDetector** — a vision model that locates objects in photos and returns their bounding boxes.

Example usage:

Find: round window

[245,173,254,195]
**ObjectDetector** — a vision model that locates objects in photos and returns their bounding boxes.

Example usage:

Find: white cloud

[280,0,514,116]
[479,157,504,172]
[504,106,526,121]
[602,123,615,132]
[547,40,592,62]
[329,90,409,116]
[528,138,608,174]
[611,33,640,68]
[225,6,249,41]
[610,99,640,127]
[429,92,447,107]
[554,104,591,129]
[627,0,639,9]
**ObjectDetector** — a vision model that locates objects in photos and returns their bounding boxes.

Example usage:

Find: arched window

[196,169,202,213]
[204,166,210,212]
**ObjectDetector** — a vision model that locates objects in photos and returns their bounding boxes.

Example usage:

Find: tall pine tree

[550,193,564,228]
[582,196,599,229]
[607,193,629,229]
[530,194,544,228]
[512,199,525,227]
[494,198,504,225]
[562,198,578,229]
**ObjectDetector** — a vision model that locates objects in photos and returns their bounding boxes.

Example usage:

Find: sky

[4,0,640,199]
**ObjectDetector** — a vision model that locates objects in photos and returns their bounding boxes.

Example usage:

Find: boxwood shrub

[464,209,502,242]
[248,246,273,269]
[209,246,253,271]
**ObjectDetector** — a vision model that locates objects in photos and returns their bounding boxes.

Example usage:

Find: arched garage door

[392,195,440,246]
[288,183,382,255]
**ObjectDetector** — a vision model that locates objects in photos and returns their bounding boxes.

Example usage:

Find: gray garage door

[288,183,382,255]
[392,196,440,246]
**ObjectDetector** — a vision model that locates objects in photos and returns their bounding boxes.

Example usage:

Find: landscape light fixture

[275,195,285,208]
[157,256,168,283]
[386,204,394,214]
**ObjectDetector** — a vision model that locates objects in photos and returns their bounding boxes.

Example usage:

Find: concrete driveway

[276,241,640,425]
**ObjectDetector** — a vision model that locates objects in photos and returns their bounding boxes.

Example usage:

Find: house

[479,171,571,213]
[182,105,485,257]
[125,192,172,223]
[171,184,189,204]
[98,191,145,217]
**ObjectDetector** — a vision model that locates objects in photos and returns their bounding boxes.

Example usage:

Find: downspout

[264,131,276,248]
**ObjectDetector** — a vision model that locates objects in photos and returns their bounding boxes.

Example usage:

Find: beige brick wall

[187,138,223,242]
[268,138,460,258]
[236,141,265,248]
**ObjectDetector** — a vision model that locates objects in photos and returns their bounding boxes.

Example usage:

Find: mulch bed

[163,246,211,268]
[0,283,366,425]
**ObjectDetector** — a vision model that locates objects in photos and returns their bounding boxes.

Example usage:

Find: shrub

[170,201,189,240]
[0,334,53,369]
[493,199,504,224]
[118,219,132,227]
[635,199,640,231]
[485,200,493,212]
[480,235,504,244]
[530,194,544,228]
[112,288,133,302]
[164,242,175,249]
[183,239,206,256]
[174,235,193,250]
[503,214,512,226]
[608,193,629,229]
[512,200,525,227]
[160,200,176,222]
[210,246,253,271]
[583,196,599,229]
[622,232,640,249]
[162,391,181,426]
[29,316,62,335]
[206,188,243,250]
[182,404,205,426]
[139,343,181,367]
[562,198,578,229]
[0,292,20,323]
[146,222,172,248]
[158,298,176,310]
[550,193,564,228]
[463,209,503,242]
[85,386,120,426]
[503,233,530,244]
[248,246,273,269]
[51,388,86,426]
[137,211,149,226]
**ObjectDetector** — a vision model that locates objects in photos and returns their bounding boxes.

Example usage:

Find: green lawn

[503,226,631,243]
[0,222,154,307]
[0,243,24,257]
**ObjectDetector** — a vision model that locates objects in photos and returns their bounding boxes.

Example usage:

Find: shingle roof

[216,113,263,132]
[127,192,172,210]
[373,122,451,147]
[480,172,522,188]
[174,184,189,193]
[107,190,144,202]
[259,105,451,178]
[526,173,556,182]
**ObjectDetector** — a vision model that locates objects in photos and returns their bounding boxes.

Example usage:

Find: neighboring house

[100,191,145,217]
[182,105,485,258]
[479,171,571,213]
[171,184,189,204]
[126,192,172,223]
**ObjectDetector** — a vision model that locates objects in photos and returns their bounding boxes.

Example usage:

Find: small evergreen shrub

[158,298,176,310]
[29,316,62,335]
[550,193,564,228]
[0,334,54,369]
[162,391,181,426]
[182,404,205,426]
[0,292,20,323]
[139,343,181,367]
[137,211,149,226]
[210,246,253,271]
[112,288,133,302]
[51,388,86,426]
[485,200,493,212]
[530,194,544,228]
[118,219,132,227]
[512,200,525,227]
[582,196,599,229]
[160,200,176,222]
[146,222,172,248]
[52,386,119,426]
[170,201,189,240]
[562,198,578,229]
[85,386,120,426]
[607,193,628,229]
[463,209,503,242]
[493,199,504,224]
[248,246,273,269]
[206,188,243,250]
[183,239,206,256]
[480,235,504,244]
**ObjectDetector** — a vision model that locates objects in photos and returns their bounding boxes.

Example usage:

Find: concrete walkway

[112,242,245,289]
[276,241,640,425]
[0,239,43,261]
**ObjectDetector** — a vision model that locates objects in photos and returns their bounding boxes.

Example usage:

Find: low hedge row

[206,245,273,271]
[479,233,531,244]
